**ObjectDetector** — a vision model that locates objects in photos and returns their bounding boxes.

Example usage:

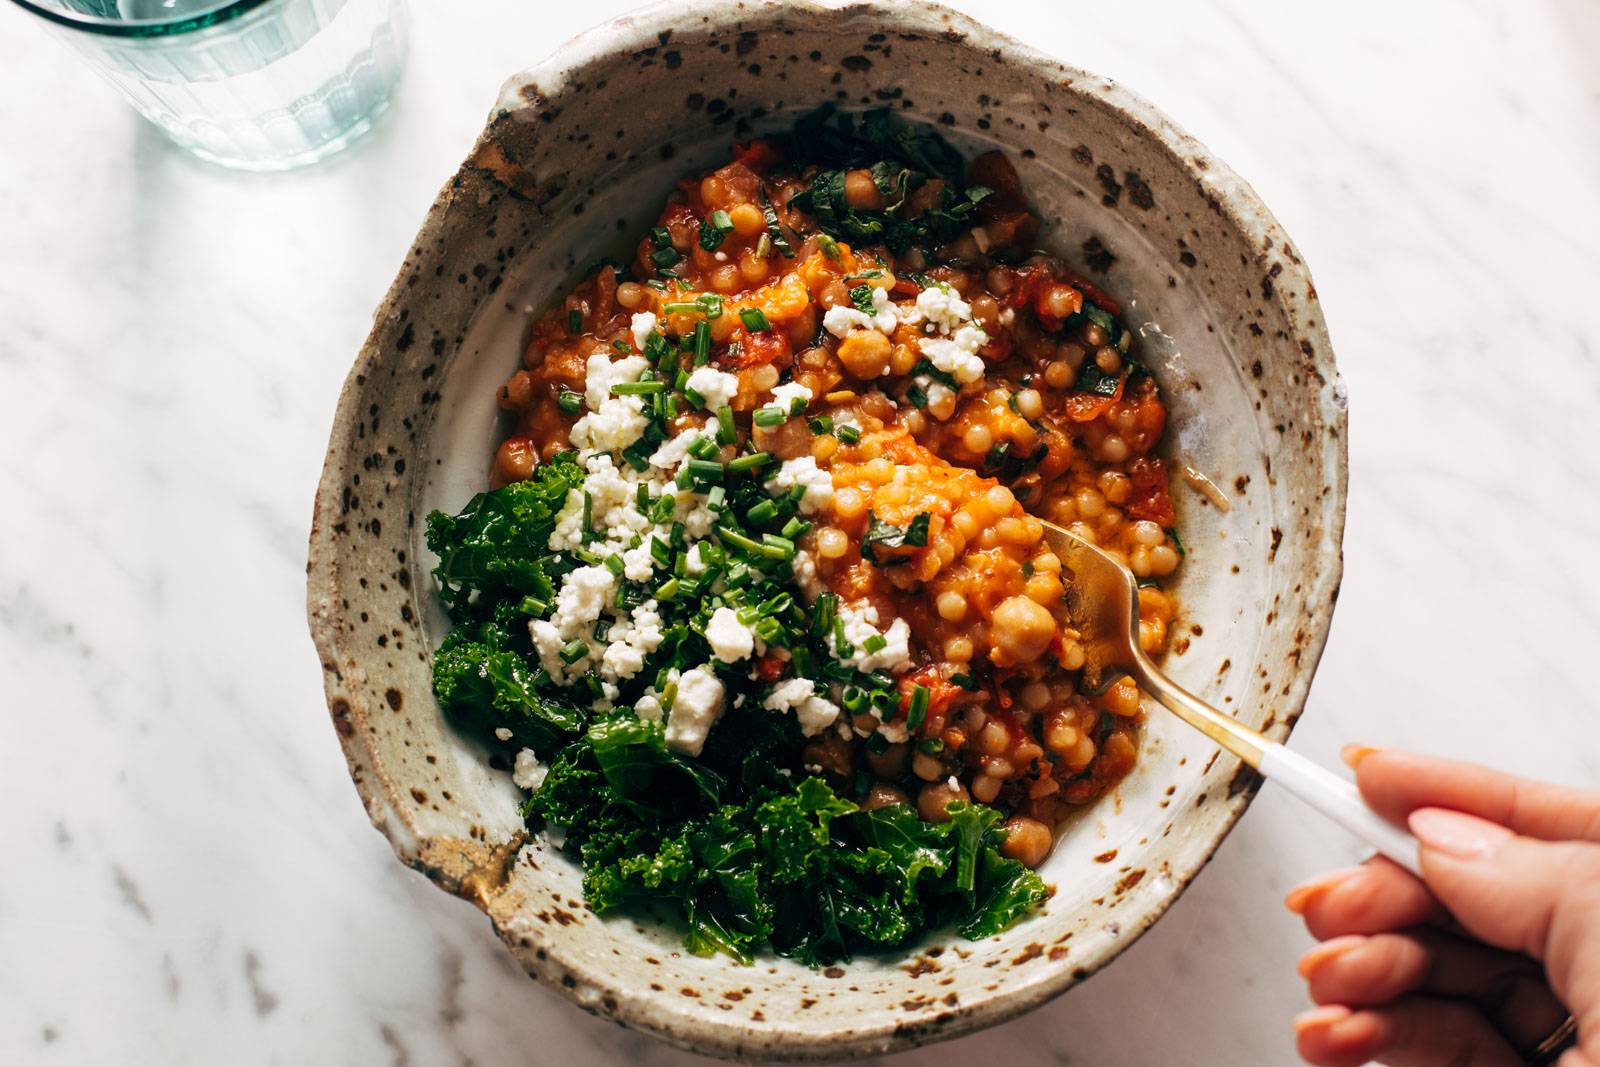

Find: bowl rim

[307,0,1348,1058]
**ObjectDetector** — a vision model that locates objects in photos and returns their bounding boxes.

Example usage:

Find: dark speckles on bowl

[306,0,1345,1060]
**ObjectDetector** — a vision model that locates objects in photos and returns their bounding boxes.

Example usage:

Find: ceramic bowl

[306,0,1347,1058]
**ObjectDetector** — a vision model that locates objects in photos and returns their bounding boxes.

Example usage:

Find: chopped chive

[739,307,771,332]
[593,619,611,642]
[603,554,625,577]
[754,616,782,642]
[691,320,711,365]
[832,616,852,657]
[817,233,841,260]
[727,451,773,473]
[906,383,929,409]
[808,414,833,435]
[705,485,727,511]
[621,445,650,472]
[557,389,584,415]
[650,537,671,567]
[780,516,812,540]
[650,495,676,524]
[655,577,682,601]
[760,533,796,559]
[650,225,672,248]
[754,232,773,259]
[568,308,583,334]
[559,640,588,665]
[746,499,779,526]
[1165,526,1186,558]
[698,220,725,252]
[752,406,786,428]
[650,245,682,269]
[611,379,666,396]
[635,482,650,510]
[660,680,678,710]
[907,684,930,729]
[687,458,725,483]
[663,300,703,315]
[688,434,718,460]
[950,672,977,691]
[862,634,888,654]
[716,525,764,555]
[837,424,861,444]
[683,386,706,410]
[841,686,867,714]
[918,737,945,755]
[612,339,632,353]
[715,404,737,445]
[519,595,548,616]
[698,293,723,320]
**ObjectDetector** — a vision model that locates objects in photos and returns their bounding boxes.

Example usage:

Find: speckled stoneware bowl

[306,0,1347,1058]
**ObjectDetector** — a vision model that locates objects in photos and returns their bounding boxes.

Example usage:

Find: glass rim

[6,0,278,37]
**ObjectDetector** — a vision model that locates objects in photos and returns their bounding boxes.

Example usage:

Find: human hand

[1285,747,1599,1066]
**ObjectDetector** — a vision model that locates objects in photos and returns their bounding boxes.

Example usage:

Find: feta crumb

[761,380,813,419]
[583,353,648,411]
[822,285,901,336]
[648,428,701,471]
[630,311,657,351]
[763,455,834,515]
[915,283,972,333]
[790,548,822,602]
[570,395,647,452]
[705,606,755,663]
[763,677,843,737]
[684,542,710,575]
[946,774,960,791]
[919,324,989,384]
[684,365,740,410]
[665,666,724,757]
[834,602,914,674]
[493,727,513,742]
[513,749,549,791]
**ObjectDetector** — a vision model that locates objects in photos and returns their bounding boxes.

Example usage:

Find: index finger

[1347,747,1600,843]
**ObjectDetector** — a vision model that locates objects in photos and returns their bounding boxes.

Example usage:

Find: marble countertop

[4,1,1598,1063]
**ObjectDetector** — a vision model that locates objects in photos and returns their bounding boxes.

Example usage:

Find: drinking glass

[9,0,410,170]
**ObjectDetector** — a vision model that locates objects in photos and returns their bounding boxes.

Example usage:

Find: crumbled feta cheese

[664,666,724,756]
[648,428,701,471]
[761,380,813,419]
[583,353,648,411]
[684,542,710,575]
[630,311,657,351]
[493,727,513,742]
[513,749,549,791]
[705,606,755,663]
[915,283,972,333]
[822,284,901,336]
[834,602,914,674]
[634,690,664,722]
[791,548,821,602]
[684,365,740,409]
[946,775,960,791]
[528,564,618,677]
[764,455,834,515]
[621,540,655,582]
[919,324,988,385]
[570,395,647,452]
[763,677,842,737]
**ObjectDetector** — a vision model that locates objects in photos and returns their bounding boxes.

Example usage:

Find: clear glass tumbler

[9,0,410,170]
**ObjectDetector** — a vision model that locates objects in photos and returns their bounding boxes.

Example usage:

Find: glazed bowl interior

[308,1,1345,1060]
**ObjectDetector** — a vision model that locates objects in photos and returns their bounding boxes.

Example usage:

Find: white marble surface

[3,1,1598,1063]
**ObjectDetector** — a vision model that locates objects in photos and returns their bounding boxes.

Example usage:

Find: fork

[1040,520,1421,876]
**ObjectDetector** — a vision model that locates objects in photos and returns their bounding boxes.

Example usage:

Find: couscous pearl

[817,527,848,559]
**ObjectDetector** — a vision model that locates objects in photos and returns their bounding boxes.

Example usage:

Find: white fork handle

[1259,743,1422,877]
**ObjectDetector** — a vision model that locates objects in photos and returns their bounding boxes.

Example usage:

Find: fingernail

[1292,1005,1351,1035]
[1408,807,1512,860]
[1284,866,1364,914]
[1296,935,1364,978]
[1341,744,1378,769]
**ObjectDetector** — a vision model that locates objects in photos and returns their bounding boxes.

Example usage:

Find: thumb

[1409,807,1600,1025]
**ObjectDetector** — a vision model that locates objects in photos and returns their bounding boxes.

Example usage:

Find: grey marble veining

[2,1,1597,1063]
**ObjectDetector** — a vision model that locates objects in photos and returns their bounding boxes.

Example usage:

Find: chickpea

[999,815,1054,868]
[739,250,771,285]
[801,733,854,777]
[490,436,538,487]
[1044,283,1080,319]
[836,329,892,378]
[865,741,911,781]
[843,168,887,210]
[970,293,1001,331]
[727,202,764,237]
[911,750,945,782]
[990,595,1057,665]
[862,783,911,811]
[918,779,970,823]
[976,721,1010,756]
[970,775,1002,803]
[497,369,534,410]
[710,264,743,293]
[1095,345,1122,374]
